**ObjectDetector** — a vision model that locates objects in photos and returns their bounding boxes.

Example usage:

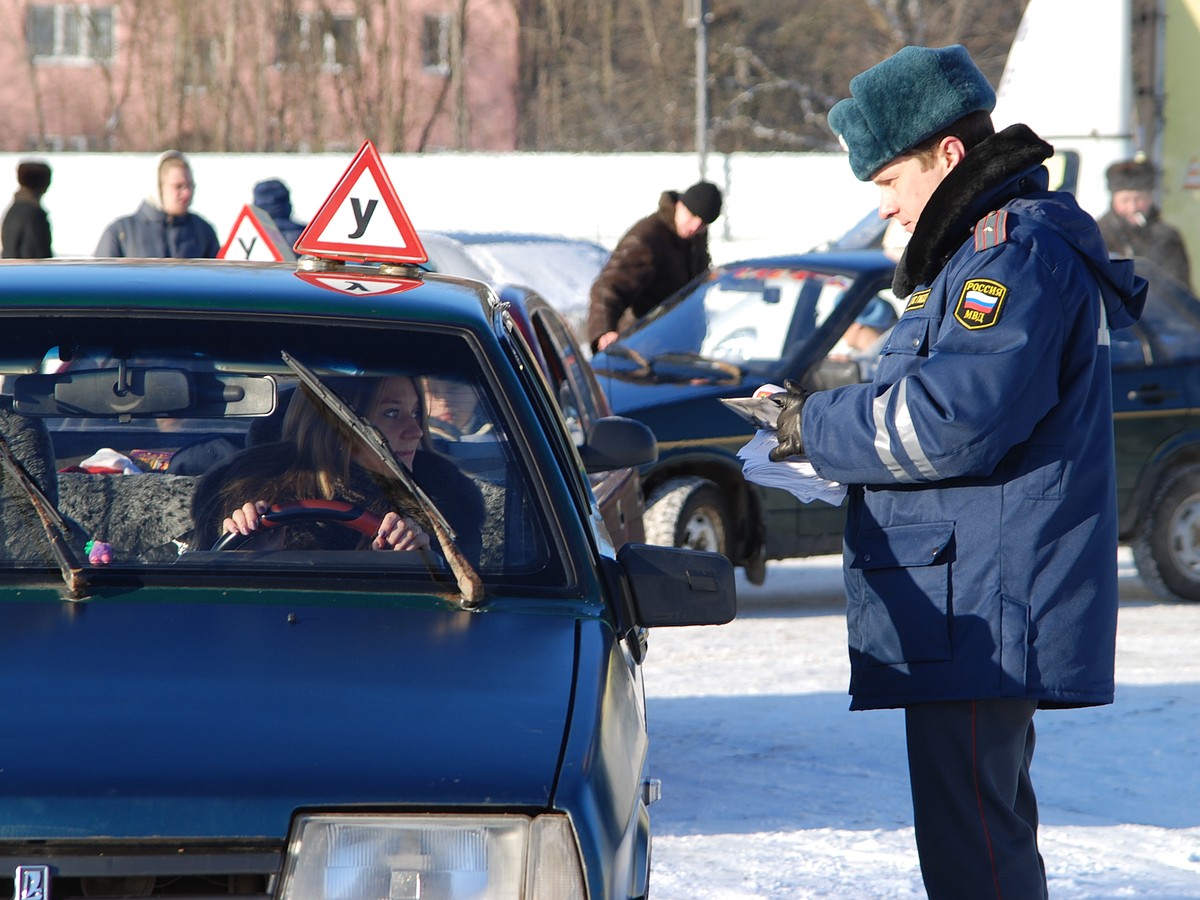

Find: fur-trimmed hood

[894,123,1145,329]
[893,124,1053,296]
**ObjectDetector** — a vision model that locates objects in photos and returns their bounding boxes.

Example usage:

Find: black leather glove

[768,380,811,461]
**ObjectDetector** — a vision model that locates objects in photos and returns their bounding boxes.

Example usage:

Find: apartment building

[0,0,519,153]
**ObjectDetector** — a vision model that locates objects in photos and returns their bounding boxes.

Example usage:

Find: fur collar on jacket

[892,124,1053,297]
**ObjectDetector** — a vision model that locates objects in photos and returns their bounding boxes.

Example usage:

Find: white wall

[2,151,879,263]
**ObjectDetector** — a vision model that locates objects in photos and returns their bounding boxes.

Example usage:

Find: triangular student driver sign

[293,140,428,265]
[217,205,296,261]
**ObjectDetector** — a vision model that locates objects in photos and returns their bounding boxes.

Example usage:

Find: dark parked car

[421,231,610,340]
[499,284,645,548]
[0,255,735,900]
[592,250,1200,602]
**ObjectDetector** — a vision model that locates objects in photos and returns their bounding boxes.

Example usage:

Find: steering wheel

[211,500,383,551]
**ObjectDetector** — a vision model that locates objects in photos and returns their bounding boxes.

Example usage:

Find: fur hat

[678,181,723,224]
[1106,159,1156,193]
[16,161,51,194]
[828,45,996,181]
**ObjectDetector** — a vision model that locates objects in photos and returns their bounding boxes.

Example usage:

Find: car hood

[0,593,580,839]
[598,367,756,433]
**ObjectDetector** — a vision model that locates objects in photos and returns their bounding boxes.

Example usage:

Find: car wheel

[1132,464,1200,601]
[644,476,729,555]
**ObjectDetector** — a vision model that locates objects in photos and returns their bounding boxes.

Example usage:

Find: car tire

[1132,463,1200,602]
[644,476,729,555]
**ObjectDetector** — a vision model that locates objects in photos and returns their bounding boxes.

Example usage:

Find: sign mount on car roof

[293,140,429,266]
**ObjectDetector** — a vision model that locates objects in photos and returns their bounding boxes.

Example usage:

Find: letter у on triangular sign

[293,140,428,264]
[217,205,296,261]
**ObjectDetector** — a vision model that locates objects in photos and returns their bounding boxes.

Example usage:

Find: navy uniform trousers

[905,698,1048,900]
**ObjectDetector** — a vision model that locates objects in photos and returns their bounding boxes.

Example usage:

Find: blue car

[592,250,1200,602]
[0,255,734,899]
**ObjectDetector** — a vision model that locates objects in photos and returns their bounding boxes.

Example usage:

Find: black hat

[1106,159,1156,193]
[16,161,51,194]
[679,181,723,224]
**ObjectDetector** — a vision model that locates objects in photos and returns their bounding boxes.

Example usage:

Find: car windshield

[0,315,563,593]
[610,264,858,377]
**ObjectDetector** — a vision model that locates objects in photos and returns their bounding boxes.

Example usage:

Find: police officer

[769,46,1146,898]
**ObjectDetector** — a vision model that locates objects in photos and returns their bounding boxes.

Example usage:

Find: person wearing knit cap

[586,180,722,353]
[2,160,53,259]
[252,178,307,250]
[1097,158,1191,290]
[769,44,1147,899]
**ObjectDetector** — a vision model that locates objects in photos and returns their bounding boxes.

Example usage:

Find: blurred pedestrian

[252,177,306,250]
[770,44,1146,899]
[1097,158,1192,290]
[586,180,722,353]
[2,159,53,258]
[95,150,219,259]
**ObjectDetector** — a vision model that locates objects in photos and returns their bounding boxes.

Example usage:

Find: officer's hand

[768,380,811,461]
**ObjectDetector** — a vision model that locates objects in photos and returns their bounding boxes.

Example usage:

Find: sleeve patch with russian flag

[954,278,1008,330]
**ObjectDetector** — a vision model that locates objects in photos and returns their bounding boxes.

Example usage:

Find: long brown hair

[197,376,427,536]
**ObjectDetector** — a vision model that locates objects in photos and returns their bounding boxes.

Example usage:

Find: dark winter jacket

[586,191,711,351]
[1,188,52,258]
[801,125,1147,711]
[1096,207,1191,291]
[252,179,306,249]
[94,200,220,259]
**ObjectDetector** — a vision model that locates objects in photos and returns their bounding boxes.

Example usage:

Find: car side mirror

[617,542,736,627]
[578,416,657,473]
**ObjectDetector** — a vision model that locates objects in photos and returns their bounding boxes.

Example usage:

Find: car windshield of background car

[616,267,856,371]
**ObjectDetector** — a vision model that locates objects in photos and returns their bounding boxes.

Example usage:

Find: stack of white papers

[736,430,847,506]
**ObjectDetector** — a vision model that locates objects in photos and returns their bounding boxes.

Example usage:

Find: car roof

[0,258,499,330]
[426,231,608,251]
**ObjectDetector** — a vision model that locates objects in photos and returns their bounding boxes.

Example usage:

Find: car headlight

[278,813,587,900]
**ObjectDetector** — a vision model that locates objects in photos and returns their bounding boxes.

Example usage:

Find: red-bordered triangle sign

[293,140,428,264]
[293,271,423,297]
[217,205,296,261]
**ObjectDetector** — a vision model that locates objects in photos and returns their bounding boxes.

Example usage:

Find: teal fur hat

[828,45,996,181]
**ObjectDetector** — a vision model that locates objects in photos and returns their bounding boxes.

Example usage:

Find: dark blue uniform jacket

[803,126,1147,711]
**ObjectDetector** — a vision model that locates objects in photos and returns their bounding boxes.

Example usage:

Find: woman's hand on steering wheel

[372,511,431,552]
[216,499,426,552]
[224,500,271,538]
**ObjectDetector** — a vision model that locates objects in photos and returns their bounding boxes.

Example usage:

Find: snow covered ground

[643,549,1200,899]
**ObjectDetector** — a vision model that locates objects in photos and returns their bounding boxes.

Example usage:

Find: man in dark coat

[586,180,722,352]
[2,161,53,258]
[770,45,1146,898]
[94,150,219,259]
[1097,158,1192,291]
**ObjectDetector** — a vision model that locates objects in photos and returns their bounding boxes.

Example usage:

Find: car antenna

[280,351,485,608]
[0,432,89,600]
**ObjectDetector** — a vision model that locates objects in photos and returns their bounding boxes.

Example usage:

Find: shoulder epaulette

[973,209,1008,251]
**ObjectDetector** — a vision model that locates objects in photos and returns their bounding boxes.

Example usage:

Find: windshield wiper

[598,343,653,377]
[281,352,485,608]
[648,351,744,379]
[0,432,89,600]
